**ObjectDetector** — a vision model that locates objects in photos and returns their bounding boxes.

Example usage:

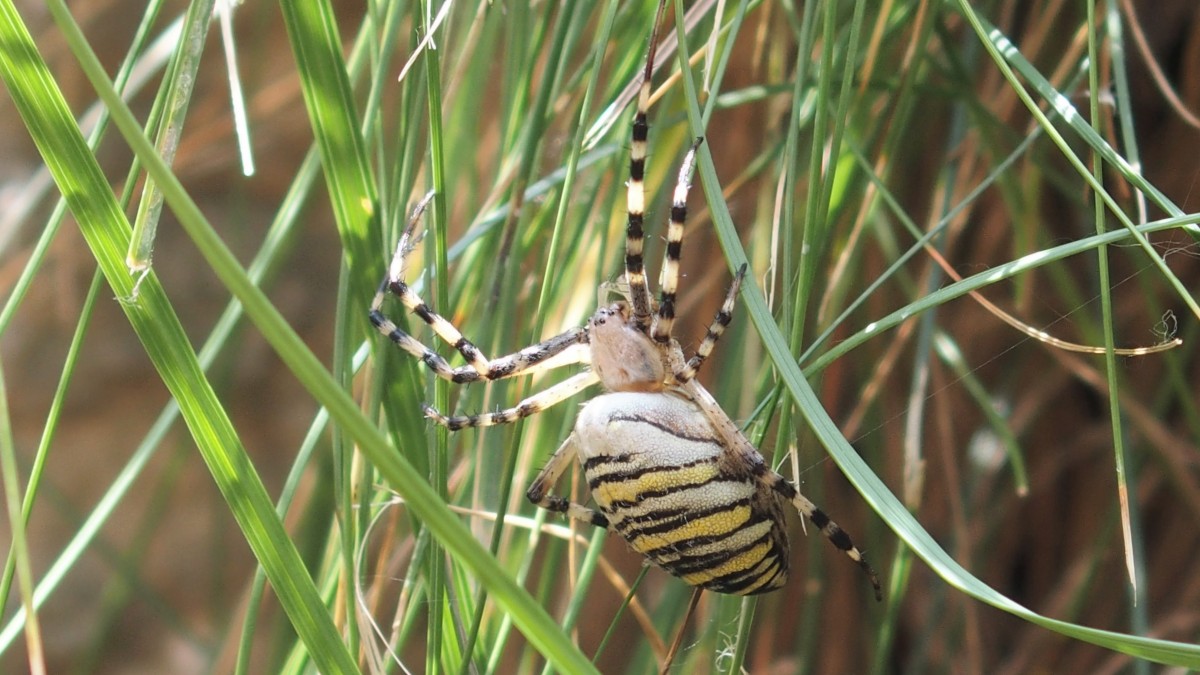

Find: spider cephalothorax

[369,1,881,600]
[587,302,667,392]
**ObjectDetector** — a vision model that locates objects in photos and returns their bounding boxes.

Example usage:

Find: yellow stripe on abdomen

[679,538,773,586]
[626,504,751,552]
[590,462,720,507]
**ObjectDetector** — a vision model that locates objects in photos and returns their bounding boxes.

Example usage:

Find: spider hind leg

[673,263,747,385]
[765,471,884,601]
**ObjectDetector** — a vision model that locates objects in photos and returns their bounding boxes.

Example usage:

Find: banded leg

[682,377,883,600]
[625,0,670,332]
[673,263,747,385]
[761,470,883,601]
[651,137,703,345]
[370,201,589,384]
[424,371,600,431]
[372,299,587,384]
[526,434,610,528]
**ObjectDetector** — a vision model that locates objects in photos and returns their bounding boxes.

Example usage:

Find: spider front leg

[526,433,610,528]
[624,0,670,332]
[651,137,703,345]
[369,201,589,384]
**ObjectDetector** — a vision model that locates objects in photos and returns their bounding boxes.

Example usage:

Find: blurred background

[2,0,1199,672]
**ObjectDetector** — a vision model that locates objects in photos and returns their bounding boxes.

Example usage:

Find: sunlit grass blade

[0,1,359,671]
[127,0,214,275]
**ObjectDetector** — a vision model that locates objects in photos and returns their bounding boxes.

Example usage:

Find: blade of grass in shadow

[1105,0,1154,646]
[931,332,1029,494]
[670,6,1200,667]
[1085,0,1139,601]
[0,2,359,672]
[309,4,417,665]
[2,1,600,671]
[450,5,623,674]
[0,271,101,631]
[415,4,452,669]
[0,361,46,673]
[808,213,1194,377]
[529,16,623,671]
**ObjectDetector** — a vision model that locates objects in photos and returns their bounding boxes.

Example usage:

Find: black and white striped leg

[673,263,746,385]
[624,0,669,333]
[526,434,610,528]
[369,199,589,384]
[651,137,703,345]
[761,470,883,601]
[369,268,488,379]
[371,300,588,384]
[424,371,601,431]
[679,377,882,600]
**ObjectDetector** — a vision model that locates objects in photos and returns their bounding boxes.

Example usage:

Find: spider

[369,4,881,601]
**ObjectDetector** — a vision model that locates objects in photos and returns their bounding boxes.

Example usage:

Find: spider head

[587,302,665,392]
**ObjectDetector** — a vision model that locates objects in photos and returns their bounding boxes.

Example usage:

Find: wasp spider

[369,5,882,601]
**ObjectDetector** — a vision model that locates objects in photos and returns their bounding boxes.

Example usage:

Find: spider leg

[526,433,610,529]
[369,200,589,383]
[673,263,747,385]
[476,331,591,380]
[650,138,703,345]
[372,297,587,384]
[761,472,883,602]
[424,371,601,430]
[369,261,487,378]
[625,0,669,333]
[681,378,883,601]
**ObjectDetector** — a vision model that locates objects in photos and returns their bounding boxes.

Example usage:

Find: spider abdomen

[575,392,790,595]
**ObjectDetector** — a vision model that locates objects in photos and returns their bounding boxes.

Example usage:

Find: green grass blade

[0,357,46,673]
[127,0,214,274]
[0,272,102,618]
[277,0,378,303]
